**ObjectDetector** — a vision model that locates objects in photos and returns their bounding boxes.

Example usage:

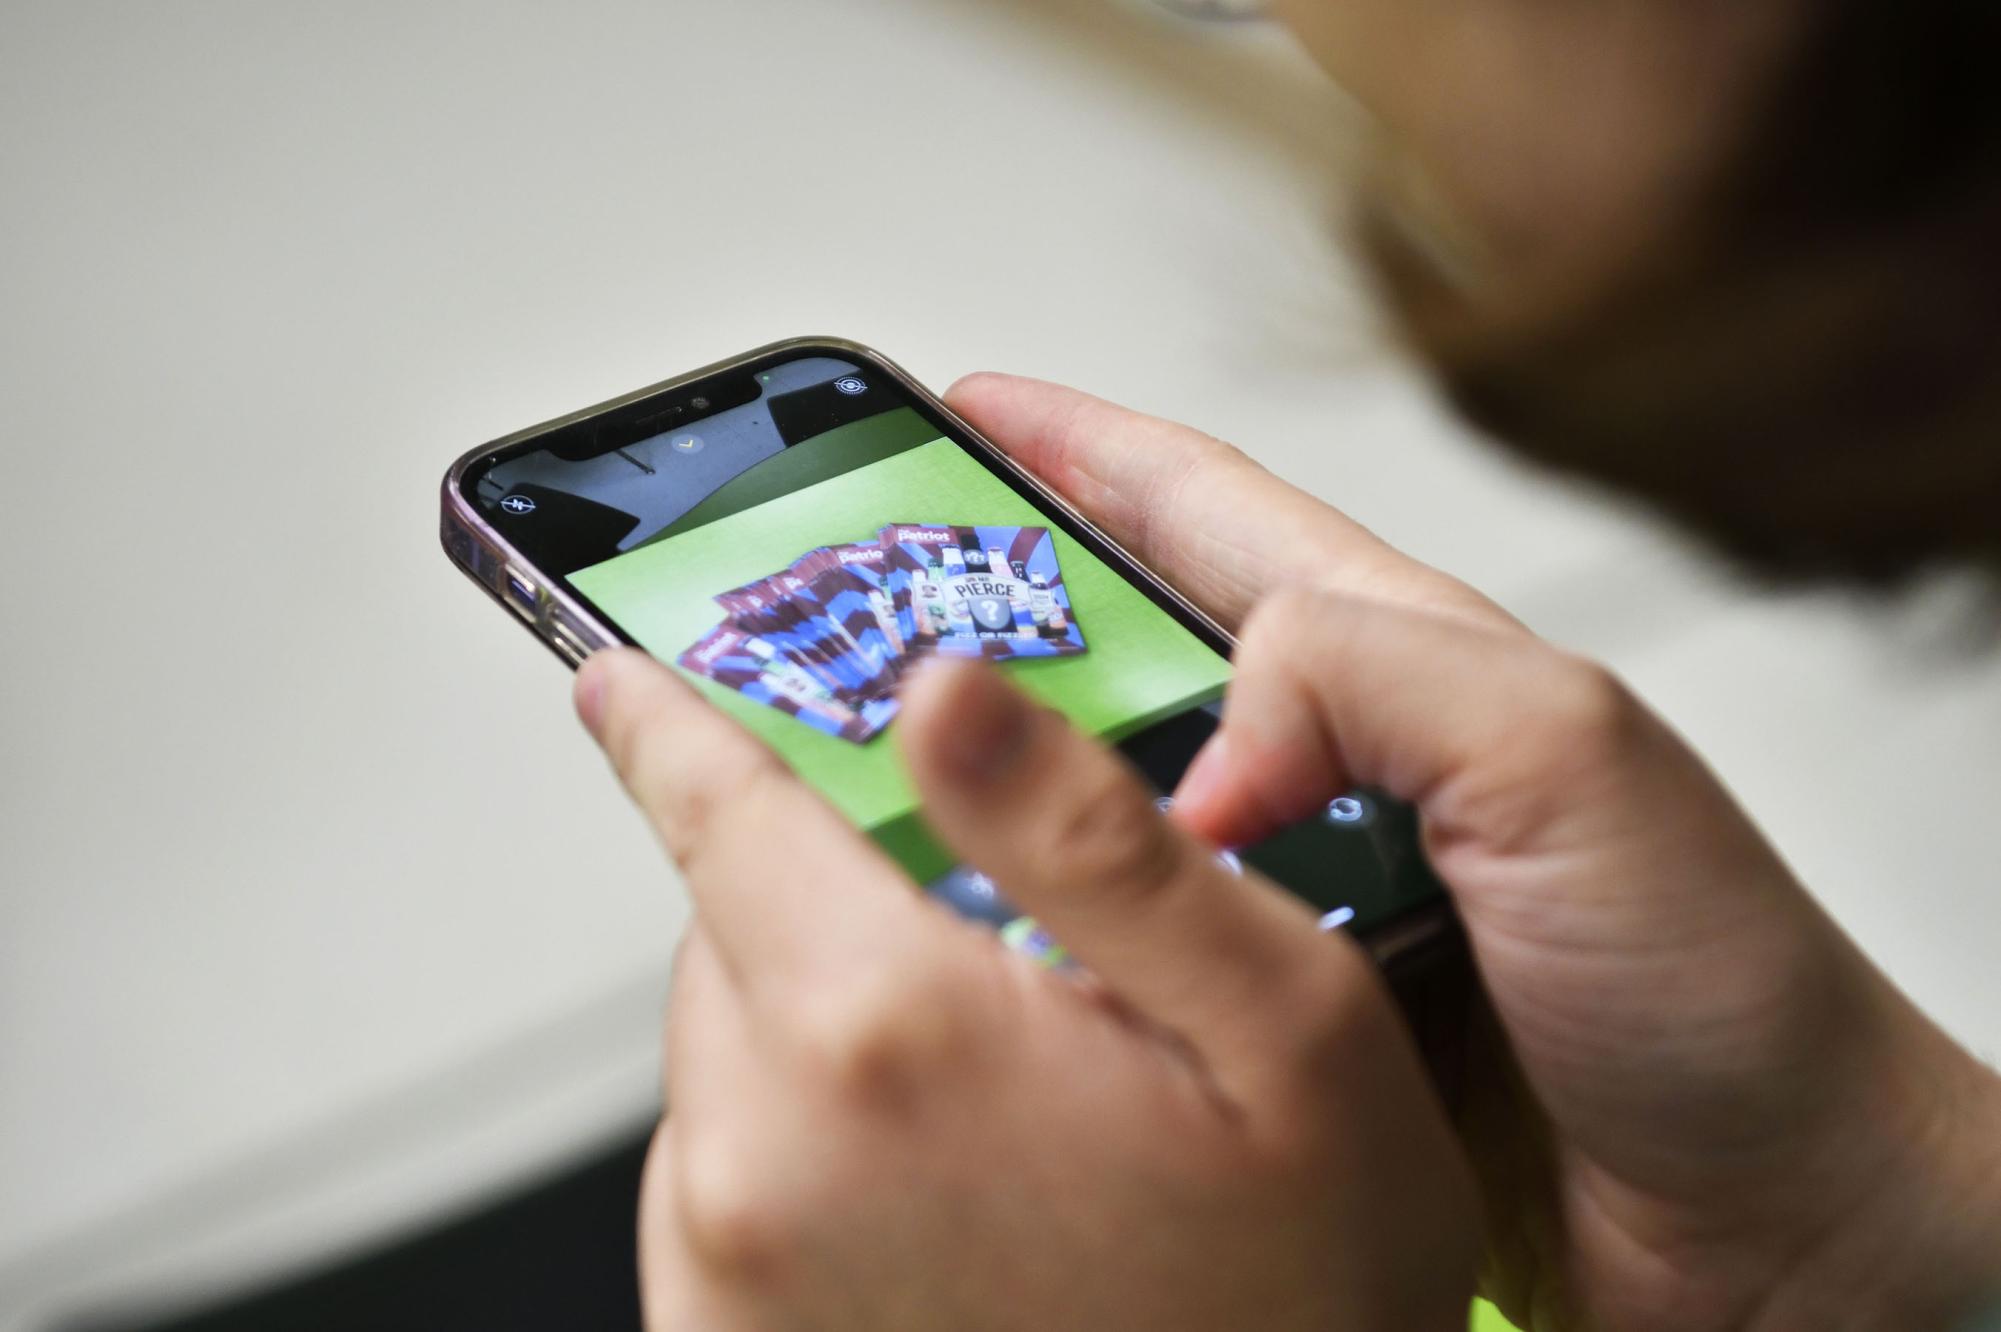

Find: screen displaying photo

[568,420,1233,878]
[462,351,1446,943]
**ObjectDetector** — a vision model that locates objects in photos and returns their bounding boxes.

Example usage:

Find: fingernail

[1173,731,1233,811]
[934,665,1031,785]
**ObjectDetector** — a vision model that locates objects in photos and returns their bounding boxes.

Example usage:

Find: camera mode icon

[1326,795,1373,826]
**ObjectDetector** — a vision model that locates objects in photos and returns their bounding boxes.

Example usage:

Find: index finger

[577,648,948,996]
[944,372,1514,632]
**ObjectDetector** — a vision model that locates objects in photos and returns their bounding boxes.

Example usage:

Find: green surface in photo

[571,436,1233,878]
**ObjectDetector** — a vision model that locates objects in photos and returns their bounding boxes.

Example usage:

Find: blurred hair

[1363,0,2001,586]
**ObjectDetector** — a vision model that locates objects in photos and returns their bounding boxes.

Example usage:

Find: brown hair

[1364,0,2001,586]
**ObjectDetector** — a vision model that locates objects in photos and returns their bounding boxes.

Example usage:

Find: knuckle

[1460,648,1657,851]
[1534,653,1645,765]
[1238,586,1322,661]
[1205,435,1259,470]
[794,969,965,1110]
[1043,394,1101,474]
[1036,764,1184,908]
[674,1132,794,1283]
[1130,437,1209,550]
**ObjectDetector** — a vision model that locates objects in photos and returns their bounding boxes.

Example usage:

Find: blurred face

[1273,0,1807,294]
[1280,0,2001,585]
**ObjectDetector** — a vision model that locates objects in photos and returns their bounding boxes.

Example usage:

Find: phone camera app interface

[469,353,1444,941]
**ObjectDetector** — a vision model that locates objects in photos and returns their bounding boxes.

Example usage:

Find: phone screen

[460,346,1445,958]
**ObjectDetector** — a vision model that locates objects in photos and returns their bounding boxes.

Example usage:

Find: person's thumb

[1168,589,1859,1153]
[1168,587,1772,894]
[897,658,1395,1103]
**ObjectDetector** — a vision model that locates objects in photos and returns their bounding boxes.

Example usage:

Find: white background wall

[3,1,1995,1325]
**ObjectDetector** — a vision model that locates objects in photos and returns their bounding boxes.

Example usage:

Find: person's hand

[943,372,2001,1332]
[574,646,1479,1330]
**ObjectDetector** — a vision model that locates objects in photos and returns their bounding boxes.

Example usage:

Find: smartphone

[441,339,1463,1043]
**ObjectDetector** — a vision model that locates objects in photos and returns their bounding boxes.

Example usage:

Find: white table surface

[3,1,1995,1325]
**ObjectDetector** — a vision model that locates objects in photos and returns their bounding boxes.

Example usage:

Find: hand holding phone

[439,341,1486,1324]
[933,374,2001,1330]
[444,353,2001,1329]
[576,643,1481,1332]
